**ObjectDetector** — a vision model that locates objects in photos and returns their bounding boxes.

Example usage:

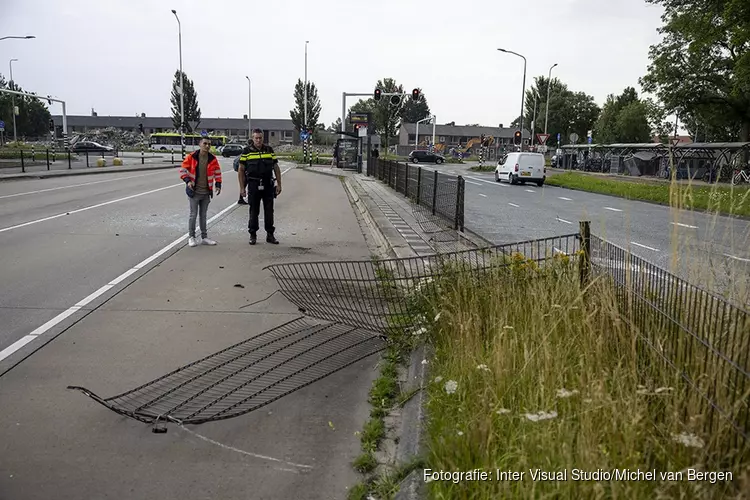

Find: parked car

[495,152,546,186]
[221,144,245,157]
[408,150,445,164]
[72,141,114,153]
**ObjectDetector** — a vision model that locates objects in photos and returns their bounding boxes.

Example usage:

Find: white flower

[654,387,674,394]
[457,430,464,436]
[434,376,443,383]
[476,364,490,372]
[671,432,705,449]
[524,411,558,422]
[414,277,434,292]
[503,325,514,330]
[583,398,593,404]
[552,304,562,309]
[496,408,511,415]
[570,306,580,310]
[421,359,428,365]
[444,380,458,394]
[412,327,428,336]
[556,388,579,399]
[434,312,442,322]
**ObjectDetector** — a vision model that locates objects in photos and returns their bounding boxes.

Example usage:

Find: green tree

[328,117,342,132]
[0,74,52,139]
[639,0,750,142]
[289,79,322,133]
[170,70,201,133]
[372,78,405,153]
[594,87,651,144]
[400,88,431,124]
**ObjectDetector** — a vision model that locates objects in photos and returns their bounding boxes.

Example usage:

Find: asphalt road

[422,163,750,298]
[0,158,245,358]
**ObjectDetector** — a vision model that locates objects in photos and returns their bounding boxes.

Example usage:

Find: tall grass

[413,257,749,498]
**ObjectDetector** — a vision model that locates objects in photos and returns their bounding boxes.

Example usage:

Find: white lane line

[525,189,536,193]
[557,217,573,224]
[724,253,750,263]
[631,241,660,252]
[0,167,292,363]
[671,222,699,229]
[0,168,233,235]
[465,180,482,186]
[558,196,572,201]
[466,176,506,186]
[478,193,487,197]
[603,207,623,212]
[508,203,520,208]
[0,170,175,200]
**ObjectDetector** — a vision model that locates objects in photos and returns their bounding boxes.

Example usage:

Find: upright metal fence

[369,159,464,232]
[590,235,749,456]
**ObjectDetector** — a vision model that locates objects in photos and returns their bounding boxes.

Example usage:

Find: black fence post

[432,169,438,215]
[46,149,50,170]
[171,150,175,164]
[67,150,72,169]
[417,167,422,205]
[455,175,465,231]
[579,220,591,288]
[20,149,25,173]
[86,150,90,168]
[405,163,410,199]
[141,144,145,165]
[395,163,401,193]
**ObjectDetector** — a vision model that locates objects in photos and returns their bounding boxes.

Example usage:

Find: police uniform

[239,143,279,244]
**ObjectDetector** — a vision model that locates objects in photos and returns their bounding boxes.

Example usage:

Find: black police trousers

[247,180,275,235]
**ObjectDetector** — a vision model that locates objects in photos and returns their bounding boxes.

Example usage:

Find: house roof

[50,115,296,131]
[401,123,529,138]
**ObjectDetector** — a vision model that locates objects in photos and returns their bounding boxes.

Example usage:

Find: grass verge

[469,165,495,172]
[409,254,749,498]
[546,171,750,217]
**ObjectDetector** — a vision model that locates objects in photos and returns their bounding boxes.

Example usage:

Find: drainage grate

[68,317,384,425]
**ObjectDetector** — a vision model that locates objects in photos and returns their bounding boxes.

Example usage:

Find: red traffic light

[513,130,522,145]
[412,88,420,100]
[374,88,382,101]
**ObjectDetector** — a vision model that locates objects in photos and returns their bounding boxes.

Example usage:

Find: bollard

[432,169,438,215]
[31,146,35,161]
[86,150,90,168]
[417,167,422,205]
[46,149,50,170]
[141,145,145,165]
[67,150,72,169]
[20,149,25,173]
[52,146,56,163]
[171,150,174,164]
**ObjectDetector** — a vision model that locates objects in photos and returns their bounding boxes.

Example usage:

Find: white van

[495,152,546,186]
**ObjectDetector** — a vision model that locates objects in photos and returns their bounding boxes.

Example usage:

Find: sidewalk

[0,168,379,500]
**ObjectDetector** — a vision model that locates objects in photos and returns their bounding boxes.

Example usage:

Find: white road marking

[525,189,536,193]
[0,169,233,234]
[465,180,482,186]
[671,222,699,229]
[466,176,506,186]
[0,168,292,364]
[724,253,750,263]
[603,207,623,212]
[631,241,660,252]
[478,193,487,197]
[558,196,572,201]
[508,203,520,208]
[0,170,175,200]
[557,217,573,224]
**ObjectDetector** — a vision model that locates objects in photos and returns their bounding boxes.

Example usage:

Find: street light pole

[9,58,18,144]
[0,35,35,41]
[245,76,252,138]
[171,10,185,158]
[498,48,527,150]
[304,41,309,130]
[544,63,558,135]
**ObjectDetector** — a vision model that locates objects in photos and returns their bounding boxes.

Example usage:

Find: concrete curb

[341,176,398,260]
[0,164,179,182]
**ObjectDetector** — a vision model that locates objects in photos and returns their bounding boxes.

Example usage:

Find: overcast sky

[1,0,666,130]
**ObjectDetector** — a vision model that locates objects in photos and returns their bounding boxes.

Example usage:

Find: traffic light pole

[0,88,68,149]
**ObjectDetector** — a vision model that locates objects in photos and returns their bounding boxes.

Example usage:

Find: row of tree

[0,75,54,139]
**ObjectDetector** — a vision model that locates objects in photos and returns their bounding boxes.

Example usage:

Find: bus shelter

[558,144,609,172]
[670,142,750,182]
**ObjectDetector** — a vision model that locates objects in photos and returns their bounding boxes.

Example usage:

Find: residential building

[51,114,297,146]
[397,122,530,158]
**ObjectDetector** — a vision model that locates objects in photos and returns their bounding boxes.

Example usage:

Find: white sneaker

[201,238,217,246]
[188,237,198,247]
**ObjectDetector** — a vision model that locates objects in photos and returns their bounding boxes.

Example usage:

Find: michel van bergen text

[424,468,733,484]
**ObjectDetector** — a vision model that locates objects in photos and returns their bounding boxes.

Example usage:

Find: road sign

[0,120,4,129]
[569,133,579,143]
[670,136,680,146]
[537,145,548,153]
[536,133,550,145]
[557,132,561,142]
[300,131,309,141]
[200,130,207,137]
[588,136,592,144]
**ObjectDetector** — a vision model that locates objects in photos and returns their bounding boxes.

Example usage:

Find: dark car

[221,144,245,157]
[408,150,444,164]
[72,141,114,153]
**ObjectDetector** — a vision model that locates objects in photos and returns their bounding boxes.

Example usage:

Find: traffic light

[374,88,382,101]
[513,130,522,146]
[138,123,144,134]
[390,94,401,106]
[49,119,54,130]
[412,88,420,101]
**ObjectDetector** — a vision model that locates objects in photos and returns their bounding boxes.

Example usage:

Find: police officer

[238,128,282,245]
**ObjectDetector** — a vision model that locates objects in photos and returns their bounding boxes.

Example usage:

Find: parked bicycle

[731,166,750,185]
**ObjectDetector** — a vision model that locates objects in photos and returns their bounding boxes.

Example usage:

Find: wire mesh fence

[369,159,464,233]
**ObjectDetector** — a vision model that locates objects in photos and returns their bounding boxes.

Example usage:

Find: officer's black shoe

[238,197,247,205]
[266,235,279,245]
[249,233,257,245]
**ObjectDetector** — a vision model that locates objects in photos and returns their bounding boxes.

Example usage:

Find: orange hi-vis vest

[179,151,223,197]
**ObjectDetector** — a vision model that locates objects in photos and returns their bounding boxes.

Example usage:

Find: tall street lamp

[9,58,18,144]
[544,63,558,135]
[303,41,309,129]
[171,9,185,157]
[498,48,527,149]
[0,35,35,41]
[245,76,252,139]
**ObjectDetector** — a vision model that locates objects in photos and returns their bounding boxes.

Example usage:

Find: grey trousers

[188,192,211,238]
